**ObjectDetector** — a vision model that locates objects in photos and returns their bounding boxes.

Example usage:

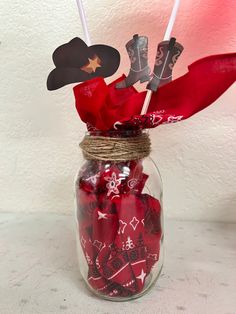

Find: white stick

[141,90,153,115]
[76,0,91,45]
[141,0,181,115]
[163,0,181,41]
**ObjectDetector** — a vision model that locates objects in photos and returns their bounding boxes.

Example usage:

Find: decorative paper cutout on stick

[116,35,183,92]
[116,34,150,89]
[147,37,184,91]
[47,37,120,90]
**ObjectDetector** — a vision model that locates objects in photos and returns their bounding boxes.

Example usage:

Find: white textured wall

[0,0,235,222]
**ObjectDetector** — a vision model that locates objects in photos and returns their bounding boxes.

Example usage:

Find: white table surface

[0,213,235,314]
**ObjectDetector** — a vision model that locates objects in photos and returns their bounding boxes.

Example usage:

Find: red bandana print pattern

[76,160,162,297]
[74,53,236,131]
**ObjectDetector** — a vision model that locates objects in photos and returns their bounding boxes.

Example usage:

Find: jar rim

[86,129,145,138]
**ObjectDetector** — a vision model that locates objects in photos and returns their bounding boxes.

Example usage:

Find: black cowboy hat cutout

[47,37,121,90]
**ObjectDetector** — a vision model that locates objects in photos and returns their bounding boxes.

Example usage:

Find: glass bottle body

[75,133,163,301]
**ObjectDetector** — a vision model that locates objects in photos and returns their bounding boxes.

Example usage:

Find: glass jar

[75,130,163,301]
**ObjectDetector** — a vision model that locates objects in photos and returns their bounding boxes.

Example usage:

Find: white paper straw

[141,0,181,115]
[76,0,91,45]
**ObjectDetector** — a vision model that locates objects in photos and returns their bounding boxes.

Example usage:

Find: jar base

[82,263,164,302]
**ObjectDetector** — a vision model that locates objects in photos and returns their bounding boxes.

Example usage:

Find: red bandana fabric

[76,160,162,297]
[74,53,236,130]
[74,52,236,298]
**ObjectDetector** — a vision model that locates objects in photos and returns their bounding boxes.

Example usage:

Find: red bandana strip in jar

[76,155,163,299]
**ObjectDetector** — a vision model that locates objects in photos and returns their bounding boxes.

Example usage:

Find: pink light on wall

[170,0,236,76]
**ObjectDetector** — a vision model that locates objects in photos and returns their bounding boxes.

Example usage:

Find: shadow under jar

[75,129,164,301]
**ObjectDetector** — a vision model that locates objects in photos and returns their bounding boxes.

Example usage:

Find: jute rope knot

[79,133,151,161]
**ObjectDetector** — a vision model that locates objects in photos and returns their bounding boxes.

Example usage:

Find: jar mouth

[87,129,144,138]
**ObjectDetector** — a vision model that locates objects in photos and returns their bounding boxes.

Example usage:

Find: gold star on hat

[81,55,102,74]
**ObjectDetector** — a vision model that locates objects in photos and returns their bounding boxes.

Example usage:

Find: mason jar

[75,130,164,301]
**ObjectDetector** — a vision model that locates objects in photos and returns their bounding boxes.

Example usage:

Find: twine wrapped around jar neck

[79,132,151,161]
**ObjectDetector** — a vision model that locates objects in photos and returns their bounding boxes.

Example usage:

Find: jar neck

[80,130,151,161]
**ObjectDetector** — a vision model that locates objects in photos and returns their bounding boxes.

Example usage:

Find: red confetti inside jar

[75,130,163,301]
